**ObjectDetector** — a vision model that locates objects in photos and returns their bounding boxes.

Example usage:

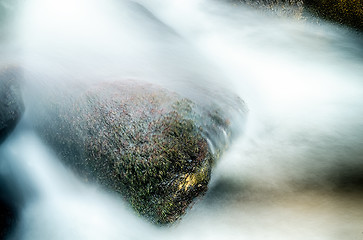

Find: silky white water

[1,0,363,239]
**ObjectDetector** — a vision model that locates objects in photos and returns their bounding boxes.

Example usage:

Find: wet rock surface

[226,0,362,30]
[304,0,363,31]
[0,66,24,144]
[35,80,246,224]
[0,175,20,240]
[0,195,17,239]
[224,0,304,18]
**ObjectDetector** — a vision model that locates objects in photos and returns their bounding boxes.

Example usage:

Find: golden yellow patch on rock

[178,161,210,191]
[178,174,198,191]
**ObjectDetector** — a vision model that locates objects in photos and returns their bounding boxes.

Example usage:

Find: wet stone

[35,80,246,224]
[0,66,24,144]
[304,0,363,31]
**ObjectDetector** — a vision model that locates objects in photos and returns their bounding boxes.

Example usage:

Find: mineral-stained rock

[35,80,246,224]
[0,66,24,144]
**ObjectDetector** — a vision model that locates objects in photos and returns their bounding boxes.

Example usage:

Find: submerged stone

[0,66,24,144]
[35,80,246,224]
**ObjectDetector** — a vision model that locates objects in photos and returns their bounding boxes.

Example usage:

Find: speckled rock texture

[304,0,363,31]
[227,0,362,30]
[35,80,246,224]
[0,66,24,144]
[226,0,304,18]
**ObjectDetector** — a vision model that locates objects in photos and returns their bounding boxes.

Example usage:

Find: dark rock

[0,202,16,240]
[224,0,362,30]
[35,80,246,224]
[0,66,24,144]
[304,0,363,31]
[225,0,304,18]
[0,175,19,240]
[0,197,17,239]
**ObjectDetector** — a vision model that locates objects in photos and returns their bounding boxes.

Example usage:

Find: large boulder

[34,80,246,224]
[0,66,24,144]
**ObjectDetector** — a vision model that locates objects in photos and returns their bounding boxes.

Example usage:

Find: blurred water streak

[0,0,363,239]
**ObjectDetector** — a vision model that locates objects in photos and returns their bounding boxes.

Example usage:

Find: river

[1,0,363,239]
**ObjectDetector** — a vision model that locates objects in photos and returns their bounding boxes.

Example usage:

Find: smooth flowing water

[1,0,363,239]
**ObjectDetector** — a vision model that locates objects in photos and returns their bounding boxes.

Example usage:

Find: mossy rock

[304,0,363,30]
[36,80,246,224]
[0,66,24,144]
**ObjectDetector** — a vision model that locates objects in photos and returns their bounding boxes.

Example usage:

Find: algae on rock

[35,80,246,224]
